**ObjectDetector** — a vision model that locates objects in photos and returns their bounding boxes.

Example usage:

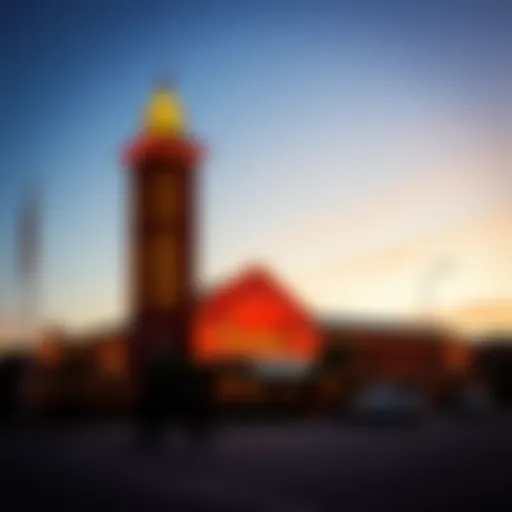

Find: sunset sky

[1,0,511,338]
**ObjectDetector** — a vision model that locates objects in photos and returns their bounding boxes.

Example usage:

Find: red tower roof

[123,134,203,169]
[123,86,204,168]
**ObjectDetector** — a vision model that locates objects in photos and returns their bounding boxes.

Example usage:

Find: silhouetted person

[136,342,216,454]
[185,362,215,446]
[139,357,167,449]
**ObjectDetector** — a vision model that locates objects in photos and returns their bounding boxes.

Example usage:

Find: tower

[124,85,204,378]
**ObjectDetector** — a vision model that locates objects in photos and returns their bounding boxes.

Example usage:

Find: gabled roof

[196,264,316,326]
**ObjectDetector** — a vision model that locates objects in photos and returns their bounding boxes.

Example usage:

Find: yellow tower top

[143,85,189,137]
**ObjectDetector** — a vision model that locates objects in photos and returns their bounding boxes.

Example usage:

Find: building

[24,267,476,416]
[321,319,474,409]
[193,265,320,369]
[23,327,132,418]
[193,265,321,411]
[22,267,475,417]
[123,85,204,378]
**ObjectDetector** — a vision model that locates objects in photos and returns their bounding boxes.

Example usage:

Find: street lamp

[419,256,454,325]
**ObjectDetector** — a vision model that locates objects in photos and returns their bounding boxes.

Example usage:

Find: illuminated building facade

[193,266,321,375]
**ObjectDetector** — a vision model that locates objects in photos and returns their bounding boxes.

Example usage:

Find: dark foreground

[1,416,511,512]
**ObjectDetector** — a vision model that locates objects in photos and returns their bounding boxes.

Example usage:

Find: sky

[1,0,512,337]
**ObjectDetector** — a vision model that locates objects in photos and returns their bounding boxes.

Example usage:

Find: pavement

[1,416,511,511]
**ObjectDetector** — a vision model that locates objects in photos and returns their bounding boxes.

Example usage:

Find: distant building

[24,326,132,418]
[324,320,457,380]
[321,318,473,409]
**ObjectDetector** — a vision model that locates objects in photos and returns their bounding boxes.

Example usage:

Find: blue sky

[1,0,511,332]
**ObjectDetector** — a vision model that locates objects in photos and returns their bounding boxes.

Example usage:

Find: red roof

[193,265,320,364]
[196,265,315,326]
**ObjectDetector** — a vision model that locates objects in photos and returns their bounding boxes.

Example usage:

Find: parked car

[347,384,428,426]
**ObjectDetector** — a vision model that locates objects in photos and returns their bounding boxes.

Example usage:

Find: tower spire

[144,79,188,137]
